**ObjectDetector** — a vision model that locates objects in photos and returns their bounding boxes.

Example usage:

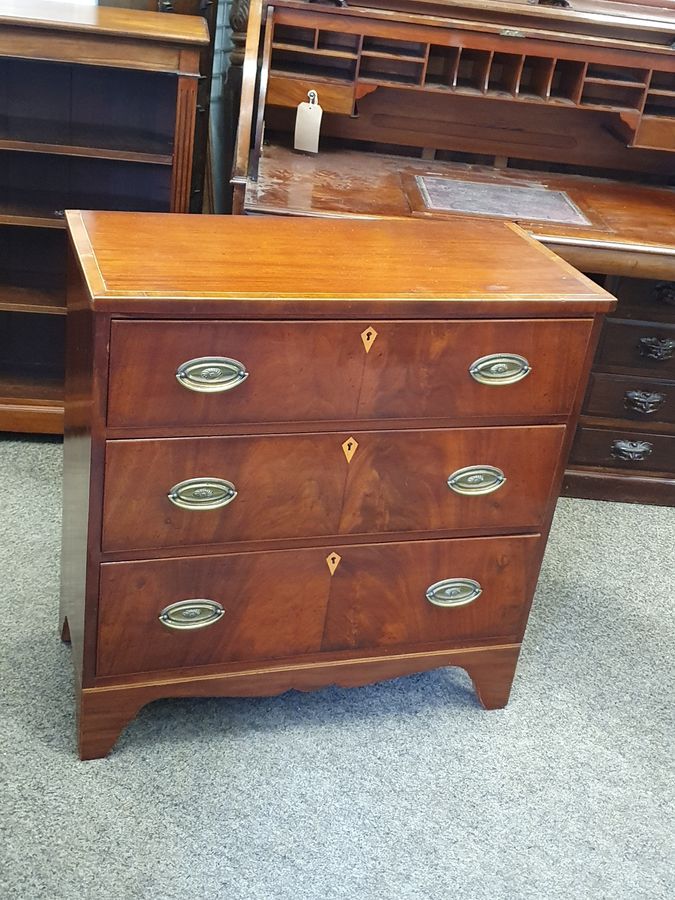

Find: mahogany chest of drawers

[60,211,614,758]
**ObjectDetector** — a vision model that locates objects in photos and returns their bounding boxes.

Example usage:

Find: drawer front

[107,319,593,427]
[267,76,354,114]
[584,372,675,424]
[101,425,565,551]
[597,319,675,376]
[96,535,540,677]
[570,427,675,474]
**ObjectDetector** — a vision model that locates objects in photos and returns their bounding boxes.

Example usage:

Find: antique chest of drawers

[60,211,614,758]
[564,277,675,506]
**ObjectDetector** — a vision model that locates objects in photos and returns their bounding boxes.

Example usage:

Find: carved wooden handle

[624,390,666,415]
[611,439,653,462]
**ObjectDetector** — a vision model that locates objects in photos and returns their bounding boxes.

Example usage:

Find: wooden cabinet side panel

[60,248,110,686]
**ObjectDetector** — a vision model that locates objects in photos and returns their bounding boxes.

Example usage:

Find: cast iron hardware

[624,390,666,415]
[610,439,653,462]
[638,337,675,362]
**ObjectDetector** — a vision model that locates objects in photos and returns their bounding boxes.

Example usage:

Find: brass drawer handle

[159,599,224,630]
[176,356,249,393]
[638,337,675,362]
[447,465,506,496]
[168,477,237,510]
[610,439,653,462]
[469,353,531,385]
[624,390,666,415]
[426,578,482,608]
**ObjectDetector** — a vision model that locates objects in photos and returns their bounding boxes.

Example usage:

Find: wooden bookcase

[99,0,220,213]
[0,1,208,434]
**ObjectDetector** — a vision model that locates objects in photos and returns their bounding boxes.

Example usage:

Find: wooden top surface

[349,0,675,29]
[248,146,675,255]
[0,0,209,44]
[66,210,614,318]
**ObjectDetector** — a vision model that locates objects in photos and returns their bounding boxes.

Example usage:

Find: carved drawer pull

[610,439,653,462]
[624,390,666,415]
[469,353,531,385]
[168,477,237,510]
[447,465,506,496]
[159,599,224,630]
[176,356,249,393]
[637,337,675,362]
[426,578,482,608]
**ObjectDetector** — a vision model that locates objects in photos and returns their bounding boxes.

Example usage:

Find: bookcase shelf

[0,2,207,435]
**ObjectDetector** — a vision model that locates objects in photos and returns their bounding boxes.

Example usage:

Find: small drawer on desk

[96,534,540,677]
[584,372,675,424]
[597,319,675,376]
[101,425,565,552]
[267,76,354,114]
[106,318,593,428]
[570,427,675,474]
[632,116,675,152]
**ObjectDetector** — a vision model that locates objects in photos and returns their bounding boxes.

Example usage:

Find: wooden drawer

[267,75,354,114]
[101,425,565,551]
[584,372,675,425]
[597,319,675,376]
[106,319,593,428]
[96,534,540,677]
[632,116,675,152]
[570,427,675,474]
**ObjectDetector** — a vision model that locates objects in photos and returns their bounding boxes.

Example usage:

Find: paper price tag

[294,90,323,154]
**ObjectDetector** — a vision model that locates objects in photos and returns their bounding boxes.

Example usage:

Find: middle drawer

[102,425,565,552]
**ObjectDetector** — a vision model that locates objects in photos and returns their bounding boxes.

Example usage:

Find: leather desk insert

[60,211,615,758]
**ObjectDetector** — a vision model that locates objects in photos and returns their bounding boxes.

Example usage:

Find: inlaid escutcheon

[96,534,540,677]
[107,318,593,428]
[101,425,566,552]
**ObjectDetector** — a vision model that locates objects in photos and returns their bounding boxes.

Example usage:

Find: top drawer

[106,319,593,428]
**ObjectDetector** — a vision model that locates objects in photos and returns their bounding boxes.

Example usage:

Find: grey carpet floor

[0,435,673,900]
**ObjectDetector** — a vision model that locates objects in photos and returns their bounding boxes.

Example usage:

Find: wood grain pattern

[106,318,594,427]
[101,426,564,552]
[78,643,522,758]
[0,0,209,45]
[62,210,612,757]
[68,211,613,316]
[96,536,538,678]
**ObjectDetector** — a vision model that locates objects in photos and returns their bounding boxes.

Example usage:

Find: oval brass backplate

[447,465,506,496]
[176,356,249,393]
[167,477,237,511]
[469,353,531,385]
[159,599,225,630]
[426,578,482,608]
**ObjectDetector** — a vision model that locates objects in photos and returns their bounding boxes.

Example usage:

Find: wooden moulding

[72,643,522,759]
[0,0,208,75]
[563,466,675,506]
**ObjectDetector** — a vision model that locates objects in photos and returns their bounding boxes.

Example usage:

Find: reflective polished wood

[61,211,613,758]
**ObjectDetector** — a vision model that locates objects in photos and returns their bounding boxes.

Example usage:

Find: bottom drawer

[97,534,541,677]
[570,427,675,474]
